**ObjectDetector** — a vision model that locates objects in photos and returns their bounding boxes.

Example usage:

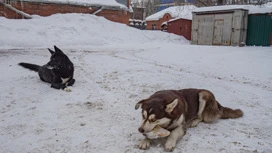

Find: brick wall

[96,9,129,25]
[167,18,192,40]
[0,3,26,19]
[146,13,172,30]
[0,1,129,25]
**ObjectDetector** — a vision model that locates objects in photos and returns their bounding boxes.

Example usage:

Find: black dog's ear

[48,48,55,55]
[135,99,148,110]
[54,45,64,54]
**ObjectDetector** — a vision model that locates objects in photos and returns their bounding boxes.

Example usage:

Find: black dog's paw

[51,83,64,90]
[67,79,75,86]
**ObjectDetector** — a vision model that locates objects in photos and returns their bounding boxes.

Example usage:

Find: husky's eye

[150,118,157,123]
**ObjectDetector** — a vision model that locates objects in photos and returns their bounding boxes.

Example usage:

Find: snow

[264,2,272,8]
[0,13,272,153]
[0,14,186,48]
[168,16,192,23]
[20,0,128,9]
[249,7,272,14]
[145,5,196,21]
[194,4,272,14]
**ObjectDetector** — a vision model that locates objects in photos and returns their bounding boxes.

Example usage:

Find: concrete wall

[191,9,248,46]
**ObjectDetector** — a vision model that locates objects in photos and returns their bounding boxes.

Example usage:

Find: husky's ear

[165,99,178,114]
[54,45,64,54]
[48,48,55,55]
[135,99,147,110]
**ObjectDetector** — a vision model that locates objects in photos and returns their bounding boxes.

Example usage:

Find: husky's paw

[139,138,151,150]
[190,119,201,127]
[64,88,72,92]
[165,140,176,152]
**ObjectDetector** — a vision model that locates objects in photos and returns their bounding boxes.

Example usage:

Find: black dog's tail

[19,63,40,72]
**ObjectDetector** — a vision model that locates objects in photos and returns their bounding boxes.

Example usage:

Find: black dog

[19,46,75,89]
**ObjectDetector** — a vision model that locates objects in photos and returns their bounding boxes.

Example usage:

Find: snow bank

[145,5,196,21]
[0,13,188,49]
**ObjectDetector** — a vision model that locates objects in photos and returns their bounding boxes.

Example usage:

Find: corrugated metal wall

[246,14,272,46]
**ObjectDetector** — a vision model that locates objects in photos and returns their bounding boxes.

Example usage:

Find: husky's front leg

[165,125,186,152]
[139,137,151,150]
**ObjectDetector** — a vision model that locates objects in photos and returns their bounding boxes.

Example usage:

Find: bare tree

[194,0,217,6]
[142,0,160,17]
[174,0,186,6]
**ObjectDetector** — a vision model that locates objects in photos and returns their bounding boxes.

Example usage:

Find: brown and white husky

[135,88,243,152]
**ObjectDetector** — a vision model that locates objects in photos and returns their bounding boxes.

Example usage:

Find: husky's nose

[138,127,145,133]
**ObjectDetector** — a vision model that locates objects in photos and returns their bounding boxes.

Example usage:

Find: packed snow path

[0,45,271,153]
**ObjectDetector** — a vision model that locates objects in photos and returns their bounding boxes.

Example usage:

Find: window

[152,24,156,30]
[6,0,11,4]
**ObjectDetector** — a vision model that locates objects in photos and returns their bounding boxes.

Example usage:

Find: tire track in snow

[110,50,271,91]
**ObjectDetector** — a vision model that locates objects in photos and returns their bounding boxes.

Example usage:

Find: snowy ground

[0,14,272,153]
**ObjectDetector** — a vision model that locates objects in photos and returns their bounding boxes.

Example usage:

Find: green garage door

[246,14,272,46]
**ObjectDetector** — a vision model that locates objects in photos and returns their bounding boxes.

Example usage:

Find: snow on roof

[145,5,196,21]
[264,2,272,8]
[168,16,192,23]
[193,5,249,13]
[250,2,272,14]
[161,21,167,26]
[193,4,272,14]
[249,7,272,14]
[19,0,128,10]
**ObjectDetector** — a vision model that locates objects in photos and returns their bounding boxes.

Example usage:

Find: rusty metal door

[197,15,213,45]
[213,19,224,45]
[213,13,233,46]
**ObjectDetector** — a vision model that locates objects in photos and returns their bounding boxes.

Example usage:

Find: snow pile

[0,13,188,49]
[145,5,196,21]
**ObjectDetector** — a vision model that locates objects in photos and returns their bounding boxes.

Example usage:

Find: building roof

[16,0,129,11]
[145,5,196,21]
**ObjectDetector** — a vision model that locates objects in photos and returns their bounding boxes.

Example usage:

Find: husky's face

[46,46,69,69]
[135,99,178,134]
